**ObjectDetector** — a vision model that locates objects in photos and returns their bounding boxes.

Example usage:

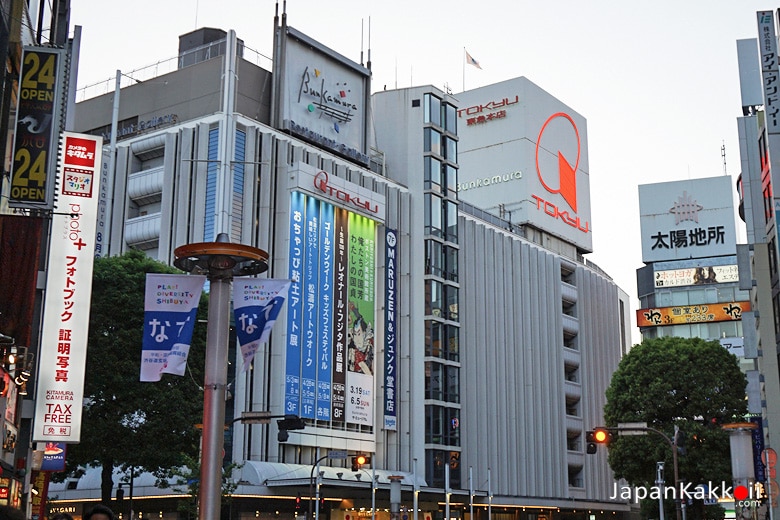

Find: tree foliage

[604,336,748,518]
[55,249,208,504]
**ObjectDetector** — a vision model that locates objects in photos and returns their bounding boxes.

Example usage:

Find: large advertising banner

[637,301,750,327]
[653,264,739,288]
[33,133,103,443]
[284,192,376,426]
[9,47,65,209]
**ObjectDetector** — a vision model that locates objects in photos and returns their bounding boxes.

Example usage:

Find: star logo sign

[535,112,581,212]
[669,191,703,224]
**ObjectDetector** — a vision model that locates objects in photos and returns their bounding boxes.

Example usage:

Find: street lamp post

[174,234,268,520]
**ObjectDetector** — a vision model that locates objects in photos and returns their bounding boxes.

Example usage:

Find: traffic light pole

[310,453,329,520]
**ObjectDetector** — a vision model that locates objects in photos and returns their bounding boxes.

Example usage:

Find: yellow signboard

[636,301,750,327]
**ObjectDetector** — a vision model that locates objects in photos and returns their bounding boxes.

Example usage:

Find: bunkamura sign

[276,25,371,166]
[457,77,593,252]
[636,301,749,327]
[33,133,103,443]
[9,47,66,209]
[639,176,737,263]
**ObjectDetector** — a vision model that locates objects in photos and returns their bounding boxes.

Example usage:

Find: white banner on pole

[233,278,291,371]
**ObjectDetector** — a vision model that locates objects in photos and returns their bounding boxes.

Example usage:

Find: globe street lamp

[174,233,268,520]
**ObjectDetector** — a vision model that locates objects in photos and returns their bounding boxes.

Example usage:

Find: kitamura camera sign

[457,77,593,253]
[639,176,737,263]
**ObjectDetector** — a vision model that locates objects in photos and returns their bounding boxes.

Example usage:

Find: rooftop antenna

[367,17,372,71]
[360,19,364,66]
[721,141,727,175]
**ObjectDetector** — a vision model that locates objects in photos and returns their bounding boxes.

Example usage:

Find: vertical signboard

[9,48,65,209]
[346,213,375,426]
[284,190,378,427]
[384,229,398,430]
[331,207,349,422]
[284,192,305,417]
[33,133,103,443]
[317,204,334,421]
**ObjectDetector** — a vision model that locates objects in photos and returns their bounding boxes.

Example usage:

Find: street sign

[618,422,648,435]
[328,450,348,459]
[240,411,272,424]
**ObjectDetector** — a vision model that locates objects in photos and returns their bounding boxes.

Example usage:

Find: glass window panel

[425,128,442,156]
[446,325,459,361]
[444,164,458,196]
[425,240,443,277]
[425,193,443,237]
[444,245,458,282]
[425,156,442,191]
[445,200,458,242]
[443,136,457,162]
[426,320,443,357]
[425,94,441,126]
[444,103,457,134]
[426,279,444,317]
[446,285,459,321]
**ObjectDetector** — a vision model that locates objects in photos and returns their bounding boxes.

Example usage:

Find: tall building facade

[48,11,631,520]
[732,10,780,519]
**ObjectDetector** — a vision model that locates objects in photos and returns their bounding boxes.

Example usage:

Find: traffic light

[295,493,301,512]
[352,454,370,471]
[586,428,612,454]
[319,491,326,509]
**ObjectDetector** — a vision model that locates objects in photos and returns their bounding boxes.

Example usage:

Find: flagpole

[462,47,466,92]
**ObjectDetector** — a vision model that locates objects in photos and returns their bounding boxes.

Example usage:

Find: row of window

[424,92,461,486]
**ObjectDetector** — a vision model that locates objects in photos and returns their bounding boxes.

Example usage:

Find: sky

[68,0,777,343]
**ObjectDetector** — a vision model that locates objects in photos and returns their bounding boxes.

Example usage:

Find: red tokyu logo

[535,112,580,212]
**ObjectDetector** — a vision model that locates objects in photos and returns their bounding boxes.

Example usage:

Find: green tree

[604,336,748,519]
[56,249,207,505]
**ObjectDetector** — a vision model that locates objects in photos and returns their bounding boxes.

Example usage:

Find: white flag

[465,50,482,69]
[233,278,291,370]
[140,274,206,382]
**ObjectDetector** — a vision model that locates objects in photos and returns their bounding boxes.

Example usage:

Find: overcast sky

[69,0,776,343]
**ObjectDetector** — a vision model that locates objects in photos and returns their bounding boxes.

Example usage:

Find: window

[424,93,442,127]
[444,244,458,282]
[425,193,444,238]
[425,240,444,277]
[445,285,458,321]
[444,164,458,197]
[424,128,442,156]
[445,199,458,243]
[443,136,457,162]
[443,103,457,134]
[424,156,442,192]
[426,279,444,317]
